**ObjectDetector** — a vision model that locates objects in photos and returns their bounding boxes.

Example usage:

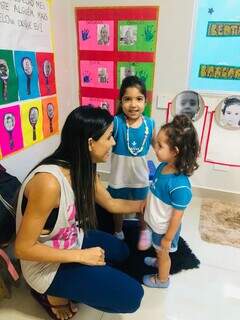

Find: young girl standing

[108,76,156,248]
[143,114,199,288]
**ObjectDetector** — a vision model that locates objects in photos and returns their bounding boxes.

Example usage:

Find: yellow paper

[20,100,44,147]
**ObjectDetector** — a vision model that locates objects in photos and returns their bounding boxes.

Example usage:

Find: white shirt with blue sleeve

[144,162,192,234]
[109,114,155,189]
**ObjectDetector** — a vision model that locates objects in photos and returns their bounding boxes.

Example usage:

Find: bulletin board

[189,0,240,93]
[0,0,59,159]
[76,6,159,116]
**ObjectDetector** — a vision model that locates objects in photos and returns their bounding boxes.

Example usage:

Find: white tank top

[16,164,84,293]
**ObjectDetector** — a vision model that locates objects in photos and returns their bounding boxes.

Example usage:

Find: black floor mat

[96,204,200,283]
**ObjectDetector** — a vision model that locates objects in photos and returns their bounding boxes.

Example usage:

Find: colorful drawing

[118,21,157,52]
[80,61,114,88]
[0,105,23,157]
[189,0,240,92]
[20,100,43,147]
[0,50,18,105]
[82,97,115,115]
[79,20,114,51]
[42,96,59,137]
[14,51,40,100]
[36,52,56,96]
[117,62,154,90]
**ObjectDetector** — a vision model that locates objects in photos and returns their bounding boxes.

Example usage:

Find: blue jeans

[152,226,181,252]
[46,230,144,313]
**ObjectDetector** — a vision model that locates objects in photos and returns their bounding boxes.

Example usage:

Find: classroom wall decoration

[76,7,159,117]
[0,0,58,159]
[189,0,240,93]
[204,96,240,167]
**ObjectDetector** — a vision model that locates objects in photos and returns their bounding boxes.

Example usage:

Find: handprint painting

[118,21,157,52]
[215,96,240,130]
[118,62,154,90]
[78,20,114,51]
[171,90,205,122]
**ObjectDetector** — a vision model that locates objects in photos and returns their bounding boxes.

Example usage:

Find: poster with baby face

[80,60,114,89]
[214,96,240,130]
[79,21,114,51]
[81,97,115,115]
[0,105,23,157]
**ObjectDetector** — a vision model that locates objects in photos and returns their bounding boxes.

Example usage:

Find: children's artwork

[76,7,158,117]
[214,96,240,130]
[80,61,114,88]
[118,21,157,52]
[189,0,240,92]
[79,21,114,51]
[171,90,205,122]
[20,100,43,147]
[0,1,58,159]
[205,112,240,166]
[166,92,208,149]
[14,51,40,100]
[82,97,115,115]
[0,50,18,105]
[42,96,59,137]
[117,62,154,90]
[36,52,56,96]
[0,105,23,157]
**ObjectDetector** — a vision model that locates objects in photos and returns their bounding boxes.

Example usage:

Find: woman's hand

[77,247,106,266]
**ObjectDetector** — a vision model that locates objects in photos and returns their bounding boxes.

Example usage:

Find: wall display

[82,97,115,115]
[166,91,208,149]
[76,7,158,116]
[42,96,59,138]
[0,0,59,159]
[189,0,240,92]
[118,20,157,52]
[204,96,240,166]
[79,20,114,51]
[0,105,23,157]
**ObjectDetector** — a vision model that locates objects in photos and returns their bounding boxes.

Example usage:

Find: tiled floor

[0,196,239,320]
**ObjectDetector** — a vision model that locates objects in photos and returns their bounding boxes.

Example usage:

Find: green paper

[118,20,157,52]
[0,50,18,105]
[117,62,154,90]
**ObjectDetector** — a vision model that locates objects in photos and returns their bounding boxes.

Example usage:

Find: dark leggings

[46,230,144,313]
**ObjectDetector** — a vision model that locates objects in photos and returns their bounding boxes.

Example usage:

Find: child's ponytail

[162,115,199,176]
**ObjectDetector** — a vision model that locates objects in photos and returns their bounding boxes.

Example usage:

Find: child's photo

[215,96,240,129]
[97,24,110,45]
[120,25,137,45]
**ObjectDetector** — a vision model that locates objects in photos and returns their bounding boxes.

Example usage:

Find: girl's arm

[15,173,105,266]
[151,127,158,152]
[160,209,184,250]
[95,175,144,214]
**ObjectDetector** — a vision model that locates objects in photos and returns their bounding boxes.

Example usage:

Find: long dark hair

[117,75,147,114]
[32,106,113,230]
[161,115,199,176]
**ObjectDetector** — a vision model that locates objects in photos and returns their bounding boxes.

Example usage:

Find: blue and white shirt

[109,114,155,189]
[144,162,192,234]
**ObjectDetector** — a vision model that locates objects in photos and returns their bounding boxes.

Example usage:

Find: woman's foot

[138,229,152,250]
[30,289,78,320]
[48,295,78,320]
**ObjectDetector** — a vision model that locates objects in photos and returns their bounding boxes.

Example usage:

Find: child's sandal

[143,274,169,288]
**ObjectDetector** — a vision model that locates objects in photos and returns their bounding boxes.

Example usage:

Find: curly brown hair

[161,115,200,176]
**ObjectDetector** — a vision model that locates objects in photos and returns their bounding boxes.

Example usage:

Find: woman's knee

[118,279,144,313]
